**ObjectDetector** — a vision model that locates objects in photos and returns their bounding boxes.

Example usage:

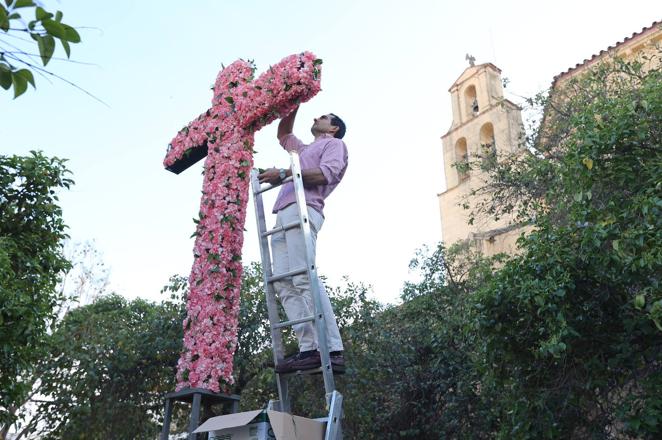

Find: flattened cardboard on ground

[194,409,324,440]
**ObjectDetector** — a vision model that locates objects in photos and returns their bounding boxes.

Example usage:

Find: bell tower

[438,60,526,255]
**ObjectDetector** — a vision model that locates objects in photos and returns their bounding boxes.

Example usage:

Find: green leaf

[11,70,28,98]
[36,34,55,66]
[42,18,65,39]
[0,6,9,32]
[582,157,593,170]
[62,23,80,43]
[15,68,34,87]
[634,294,645,310]
[13,0,35,8]
[224,96,234,105]
[55,10,62,22]
[0,67,12,90]
[35,6,52,21]
[60,38,70,58]
[646,297,662,329]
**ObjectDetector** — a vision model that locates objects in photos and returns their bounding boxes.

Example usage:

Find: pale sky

[2,0,659,304]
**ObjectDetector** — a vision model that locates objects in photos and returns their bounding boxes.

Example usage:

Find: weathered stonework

[438,63,525,257]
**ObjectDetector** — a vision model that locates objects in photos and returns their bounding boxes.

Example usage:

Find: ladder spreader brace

[250,151,343,440]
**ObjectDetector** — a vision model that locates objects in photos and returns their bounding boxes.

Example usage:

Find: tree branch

[2,52,109,107]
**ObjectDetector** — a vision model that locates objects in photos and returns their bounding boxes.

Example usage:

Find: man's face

[311,114,338,136]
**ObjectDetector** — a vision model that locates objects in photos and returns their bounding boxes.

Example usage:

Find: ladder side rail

[187,393,202,440]
[250,169,291,413]
[324,391,344,440]
[159,398,173,440]
[288,152,337,397]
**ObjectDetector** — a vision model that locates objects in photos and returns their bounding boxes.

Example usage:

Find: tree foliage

[471,52,662,438]
[3,264,380,439]
[228,250,496,438]
[0,0,81,98]
[336,243,499,439]
[0,151,73,429]
[20,294,184,440]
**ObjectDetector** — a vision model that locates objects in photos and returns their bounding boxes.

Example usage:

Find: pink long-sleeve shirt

[272,133,348,216]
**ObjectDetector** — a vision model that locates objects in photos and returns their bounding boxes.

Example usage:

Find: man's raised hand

[277,105,299,141]
[258,167,283,185]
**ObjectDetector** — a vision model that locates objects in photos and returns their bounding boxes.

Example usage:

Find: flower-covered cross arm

[163,52,323,174]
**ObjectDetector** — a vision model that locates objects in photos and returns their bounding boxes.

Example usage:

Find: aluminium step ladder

[250,151,343,440]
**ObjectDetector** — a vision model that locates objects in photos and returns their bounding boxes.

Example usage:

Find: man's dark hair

[329,113,346,139]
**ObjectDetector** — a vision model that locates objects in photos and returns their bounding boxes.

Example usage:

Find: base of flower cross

[160,387,240,440]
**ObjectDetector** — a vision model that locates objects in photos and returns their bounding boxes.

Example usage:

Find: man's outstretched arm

[258,167,327,186]
[277,105,299,141]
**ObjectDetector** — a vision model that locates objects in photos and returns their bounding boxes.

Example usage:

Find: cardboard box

[207,421,272,440]
[194,409,325,440]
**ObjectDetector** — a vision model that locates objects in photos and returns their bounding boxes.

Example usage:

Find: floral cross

[163,52,322,392]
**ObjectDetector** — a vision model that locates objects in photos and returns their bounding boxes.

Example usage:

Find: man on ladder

[257,105,348,374]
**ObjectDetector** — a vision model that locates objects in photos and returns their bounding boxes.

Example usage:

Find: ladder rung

[267,267,307,283]
[262,221,300,238]
[278,366,345,378]
[254,176,293,195]
[279,366,323,377]
[272,315,315,329]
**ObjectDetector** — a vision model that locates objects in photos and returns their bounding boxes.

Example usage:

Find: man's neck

[312,130,332,140]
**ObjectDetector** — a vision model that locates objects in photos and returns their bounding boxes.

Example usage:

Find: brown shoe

[275,351,321,373]
[330,353,345,373]
[313,352,346,375]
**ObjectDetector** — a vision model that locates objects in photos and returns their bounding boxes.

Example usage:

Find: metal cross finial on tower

[466,53,476,67]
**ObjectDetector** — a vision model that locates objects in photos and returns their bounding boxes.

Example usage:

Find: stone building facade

[438,20,661,256]
[437,62,525,256]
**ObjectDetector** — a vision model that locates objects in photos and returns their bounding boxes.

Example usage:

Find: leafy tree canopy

[23,294,184,440]
[0,151,73,429]
[472,52,662,438]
